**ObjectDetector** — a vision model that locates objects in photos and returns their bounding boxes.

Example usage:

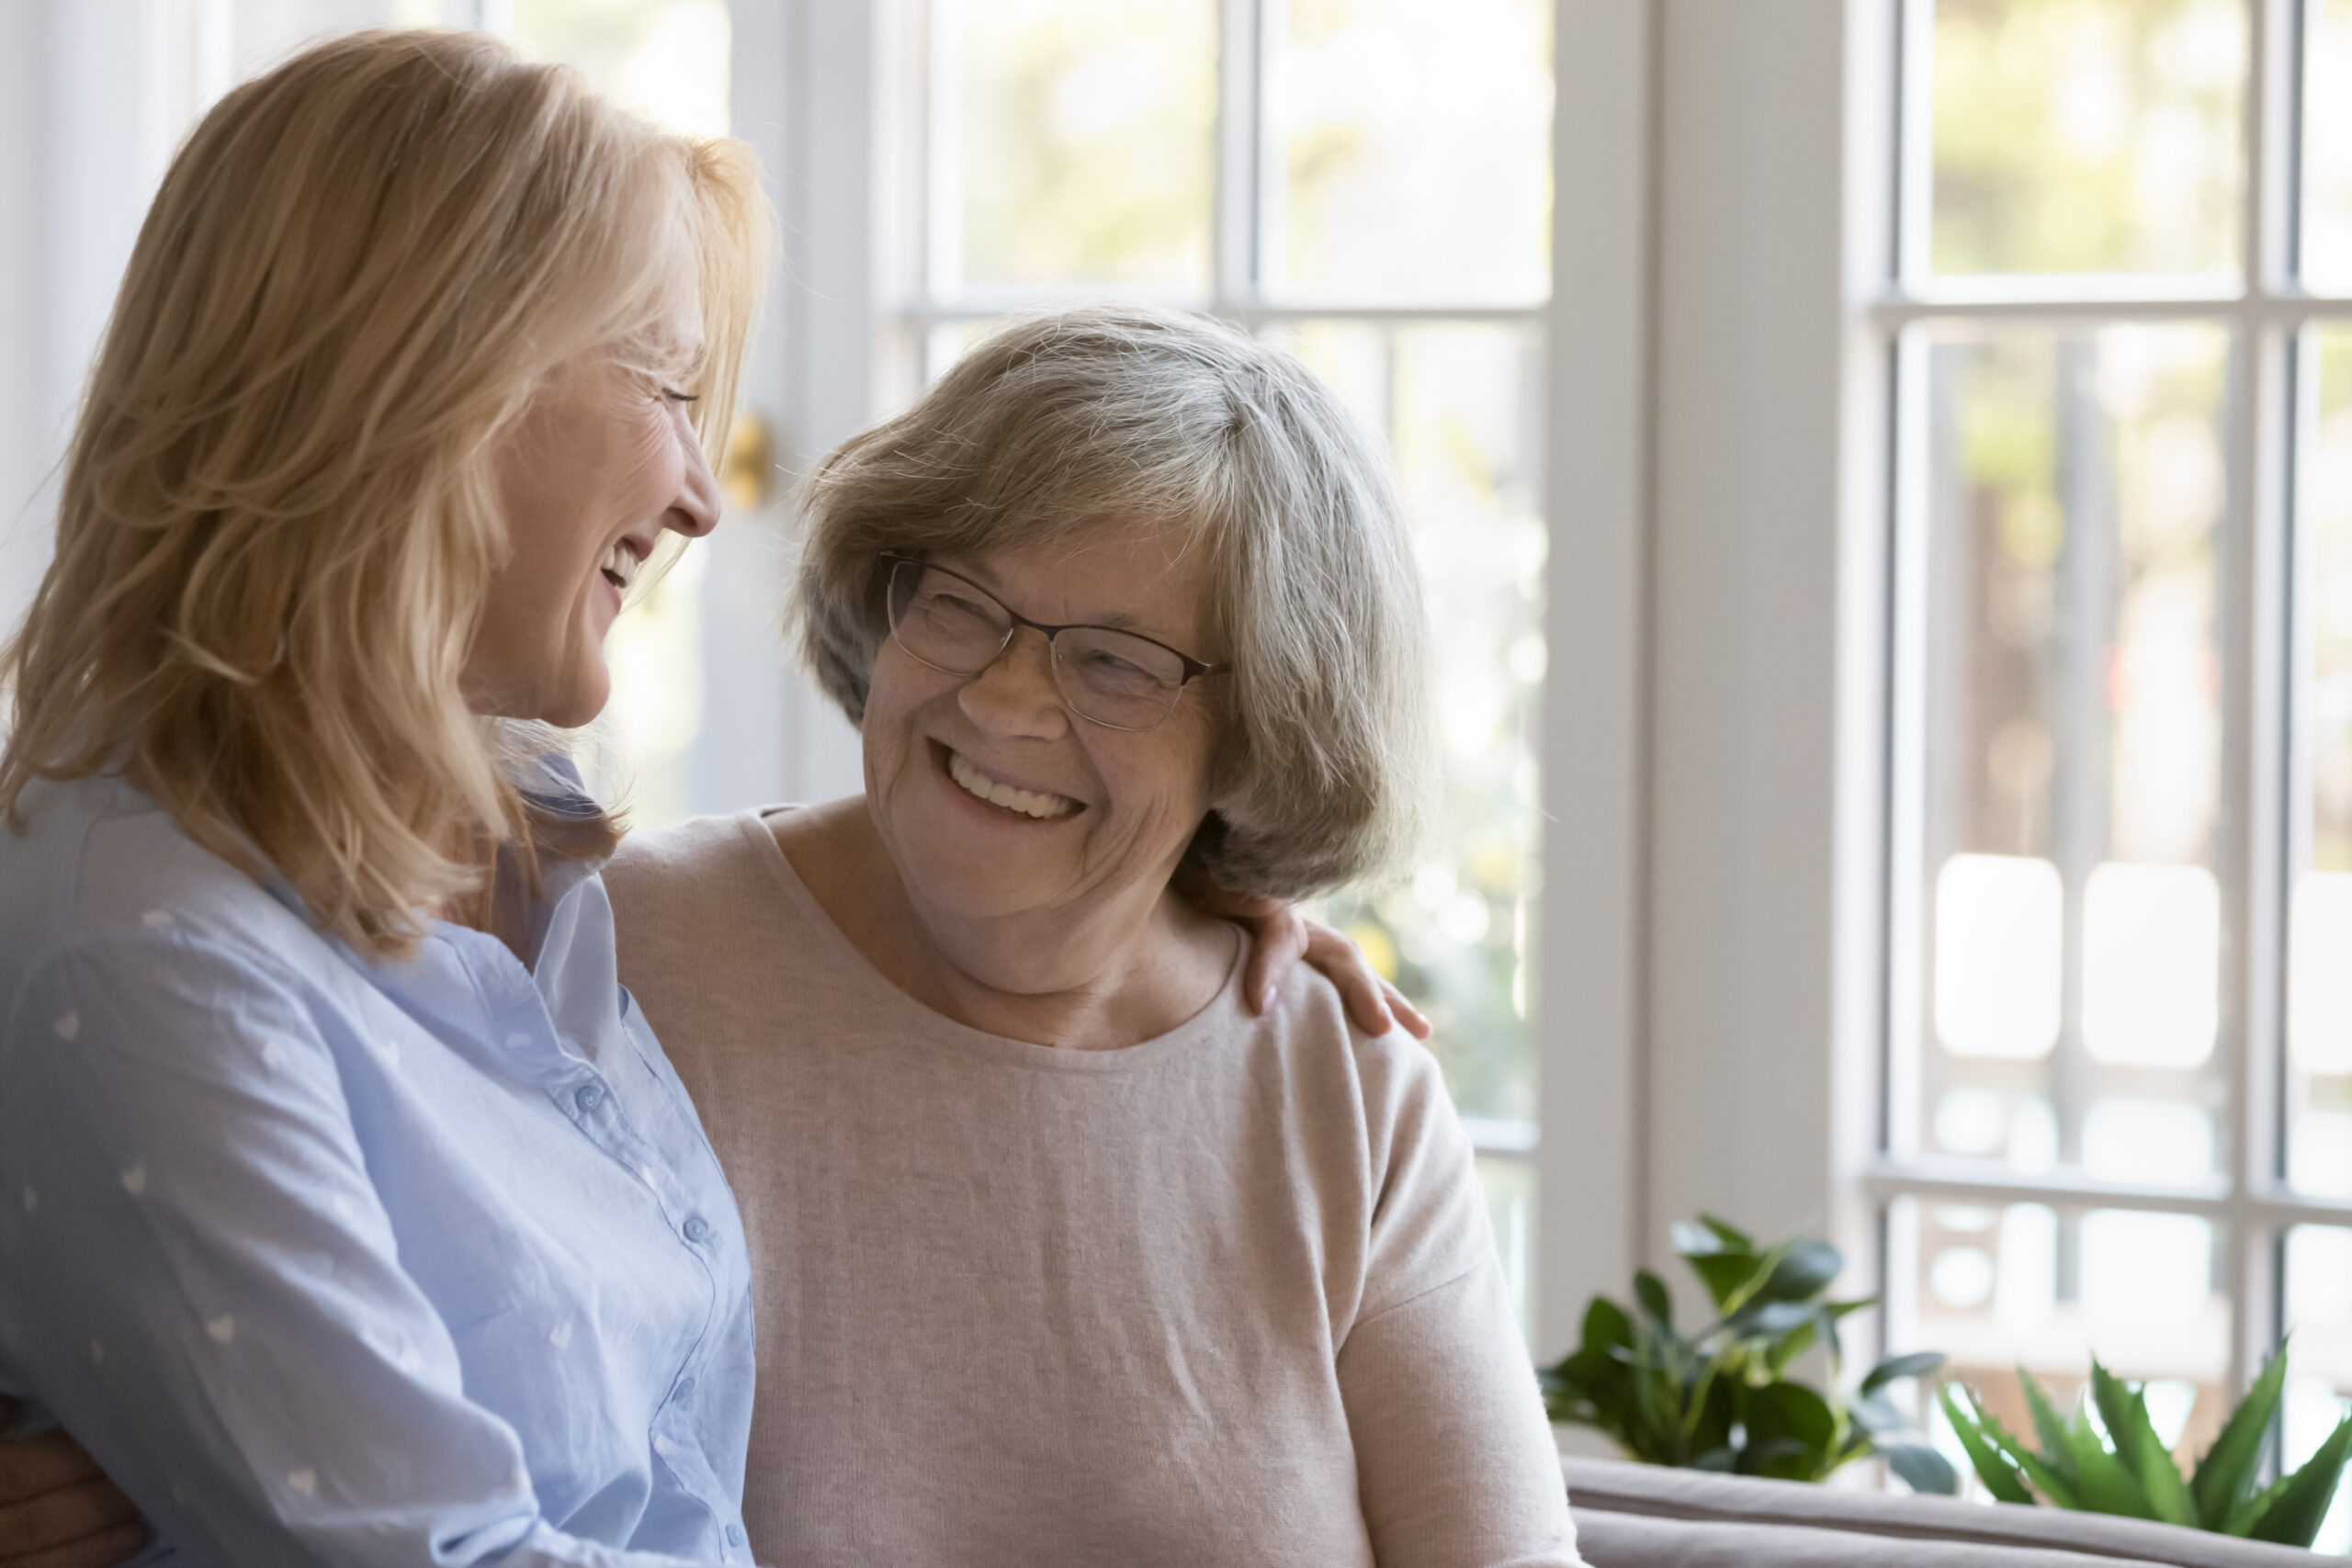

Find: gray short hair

[790,304,1434,899]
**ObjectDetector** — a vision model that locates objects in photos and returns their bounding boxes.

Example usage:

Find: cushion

[1562,1457,2331,1567]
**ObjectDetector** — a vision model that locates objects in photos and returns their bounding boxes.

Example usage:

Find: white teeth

[947,750,1077,820]
[602,542,638,591]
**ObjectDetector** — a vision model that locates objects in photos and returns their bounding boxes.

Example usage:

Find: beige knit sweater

[605,807,1579,1568]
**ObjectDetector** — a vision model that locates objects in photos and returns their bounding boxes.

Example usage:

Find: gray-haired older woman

[605,305,1579,1567]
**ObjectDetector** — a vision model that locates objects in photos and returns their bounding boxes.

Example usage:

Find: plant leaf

[1634,1269,1674,1331]
[1673,1219,1730,1257]
[1938,1386,2035,1506]
[1758,1238,1844,1303]
[1698,1213,1754,1251]
[1861,1351,1945,1397]
[1747,1380,1838,1463]
[2244,1412,2352,1549]
[1632,1362,1682,1463]
[2017,1366,2076,1487]
[1882,1440,1960,1495]
[2223,1472,2294,1540]
[2087,1362,2195,1529]
[2088,1362,2150,1479]
[1994,1419,2085,1511]
[2192,1346,2288,1530]
[1849,1390,1905,1436]
[2063,1403,2158,1520]
[1765,1317,1821,1379]
[1687,1252,1767,1314]
[1581,1295,1634,1355]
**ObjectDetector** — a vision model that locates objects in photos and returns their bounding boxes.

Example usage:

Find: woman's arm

[1336,1046,1581,1568]
[1340,1264,1582,1568]
[0,934,725,1568]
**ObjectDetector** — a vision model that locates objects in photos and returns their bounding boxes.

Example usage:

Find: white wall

[0,2,51,640]
[1624,0,1894,1317]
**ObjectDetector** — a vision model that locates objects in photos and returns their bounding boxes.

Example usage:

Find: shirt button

[684,1214,713,1245]
[728,1524,747,1549]
[675,1376,697,1401]
[574,1084,605,1114]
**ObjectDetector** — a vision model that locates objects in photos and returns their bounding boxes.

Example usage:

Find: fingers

[1382,979,1433,1041]
[0,1476,144,1566]
[4,1516,147,1568]
[0,1436,100,1507]
[1304,920,1403,1037]
[1241,906,1309,1015]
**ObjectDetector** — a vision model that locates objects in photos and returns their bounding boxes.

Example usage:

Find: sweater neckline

[728,807,1249,1075]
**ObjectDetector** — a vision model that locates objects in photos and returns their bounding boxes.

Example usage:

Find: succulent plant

[1940,1352,2352,1549]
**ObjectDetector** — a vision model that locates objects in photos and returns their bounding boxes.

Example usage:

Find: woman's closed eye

[922,591,1001,627]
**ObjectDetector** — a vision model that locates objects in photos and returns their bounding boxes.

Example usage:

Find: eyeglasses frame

[878,552,1228,732]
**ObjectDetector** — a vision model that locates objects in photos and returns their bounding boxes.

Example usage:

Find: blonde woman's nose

[667,414,723,538]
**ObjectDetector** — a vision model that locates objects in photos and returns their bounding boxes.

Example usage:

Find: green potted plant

[1539,1214,1956,1495]
[1941,1352,2352,1549]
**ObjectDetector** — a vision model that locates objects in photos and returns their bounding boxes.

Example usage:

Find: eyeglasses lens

[887,560,1189,731]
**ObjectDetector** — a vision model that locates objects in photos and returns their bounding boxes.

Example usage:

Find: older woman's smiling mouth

[944,747,1081,821]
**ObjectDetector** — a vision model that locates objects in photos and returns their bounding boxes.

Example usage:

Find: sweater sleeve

[1338,1040,1581,1568]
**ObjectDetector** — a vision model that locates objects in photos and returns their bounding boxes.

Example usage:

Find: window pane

[1262,0,1552,304]
[934,0,1215,293]
[2304,1,2352,292]
[1476,1155,1535,1345]
[512,0,730,137]
[1926,0,2245,278]
[2290,326,2352,1196]
[1903,323,2233,1179]
[1898,1199,2233,1496]
[509,1,729,826]
[1272,321,1544,1128]
[2285,1226,2352,1552]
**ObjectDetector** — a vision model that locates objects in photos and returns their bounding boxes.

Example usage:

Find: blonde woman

[0,28,775,1568]
[0,33,1408,1568]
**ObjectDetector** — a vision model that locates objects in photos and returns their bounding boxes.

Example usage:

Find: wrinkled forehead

[946,516,1224,650]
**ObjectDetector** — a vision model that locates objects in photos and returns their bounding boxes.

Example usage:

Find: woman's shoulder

[604,806,822,978]
[0,773,318,982]
[606,807,790,909]
[1241,965,1489,1315]
[1258,961,1450,1100]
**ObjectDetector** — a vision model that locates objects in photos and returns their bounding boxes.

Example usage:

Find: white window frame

[1863,0,2352,1406]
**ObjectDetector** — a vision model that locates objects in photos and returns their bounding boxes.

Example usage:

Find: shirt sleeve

[1338,1043,1582,1568]
[0,931,728,1568]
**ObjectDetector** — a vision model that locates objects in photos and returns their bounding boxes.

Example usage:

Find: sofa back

[1562,1458,2330,1567]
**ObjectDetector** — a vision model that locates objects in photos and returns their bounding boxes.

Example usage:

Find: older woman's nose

[957,627,1069,738]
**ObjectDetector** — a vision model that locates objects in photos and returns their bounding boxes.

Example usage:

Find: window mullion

[1212,0,1263,314]
[2228,0,2302,1408]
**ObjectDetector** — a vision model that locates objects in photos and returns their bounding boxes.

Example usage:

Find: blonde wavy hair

[0,29,767,956]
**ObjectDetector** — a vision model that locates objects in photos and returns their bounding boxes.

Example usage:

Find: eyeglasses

[881,553,1227,732]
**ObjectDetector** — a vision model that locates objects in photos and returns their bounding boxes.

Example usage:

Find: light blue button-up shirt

[0,765,756,1567]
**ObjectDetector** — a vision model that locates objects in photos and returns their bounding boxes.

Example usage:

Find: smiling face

[469,257,718,728]
[860,523,1226,951]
